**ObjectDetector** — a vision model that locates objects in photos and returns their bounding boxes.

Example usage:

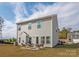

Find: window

[22,40,24,43]
[36,37,39,44]
[29,37,32,44]
[28,23,32,30]
[18,25,21,31]
[37,20,42,29]
[26,36,29,43]
[46,36,50,44]
[41,36,45,39]
[41,36,45,44]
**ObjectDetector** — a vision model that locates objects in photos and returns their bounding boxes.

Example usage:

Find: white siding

[17,15,58,47]
[51,15,58,46]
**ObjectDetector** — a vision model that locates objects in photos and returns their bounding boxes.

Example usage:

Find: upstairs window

[28,23,32,30]
[37,20,42,29]
[18,24,21,31]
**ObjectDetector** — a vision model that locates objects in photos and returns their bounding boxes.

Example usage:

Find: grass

[0,44,79,56]
[54,43,79,48]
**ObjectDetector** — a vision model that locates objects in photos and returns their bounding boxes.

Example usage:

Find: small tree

[59,27,71,39]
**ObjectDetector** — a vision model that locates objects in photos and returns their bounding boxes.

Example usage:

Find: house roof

[16,14,57,24]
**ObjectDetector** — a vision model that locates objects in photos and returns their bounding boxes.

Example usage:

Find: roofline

[16,14,57,24]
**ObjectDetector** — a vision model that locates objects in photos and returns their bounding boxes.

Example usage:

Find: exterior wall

[73,39,79,43]
[67,32,79,43]
[17,15,58,47]
[71,32,79,43]
[52,15,58,46]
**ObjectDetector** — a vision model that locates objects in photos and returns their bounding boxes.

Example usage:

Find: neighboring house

[68,31,79,43]
[16,14,58,47]
[59,32,73,44]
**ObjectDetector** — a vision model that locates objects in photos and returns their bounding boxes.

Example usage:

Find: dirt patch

[0,44,78,57]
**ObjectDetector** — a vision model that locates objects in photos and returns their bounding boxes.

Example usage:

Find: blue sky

[0,3,16,22]
[0,2,54,22]
[0,2,79,38]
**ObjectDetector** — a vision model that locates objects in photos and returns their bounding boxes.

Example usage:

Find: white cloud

[2,19,16,38]
[11,2,29,23]
[24,2,79,31]
[0,3,27,39]
[1,3,26,39]
[57,3,79,30]
[3,2,79,38]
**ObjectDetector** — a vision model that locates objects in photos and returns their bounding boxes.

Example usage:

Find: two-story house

[16,14,58,47]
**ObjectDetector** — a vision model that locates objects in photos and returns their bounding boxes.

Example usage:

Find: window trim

[41,36,45,44]
[18,24,21,31]
[46,36,50,44]
[36,36,39,44]
[37,20,42,29]
[28,23,32,30]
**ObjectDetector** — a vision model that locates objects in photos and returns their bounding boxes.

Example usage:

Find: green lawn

[54,43,79,48]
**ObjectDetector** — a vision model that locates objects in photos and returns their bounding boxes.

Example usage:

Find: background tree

[59,27,72,39]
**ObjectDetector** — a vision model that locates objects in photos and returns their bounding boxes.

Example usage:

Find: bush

[2,38,16,43]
